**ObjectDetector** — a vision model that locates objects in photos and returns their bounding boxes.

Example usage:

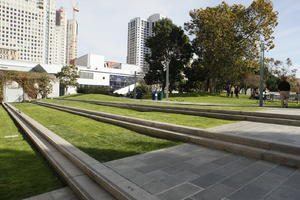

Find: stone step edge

[5,103,159,200]
[36,101,300,157]
[35,102,300,168]
[58,99,300,127]
[2,103,115,200]
[58,98,300,120]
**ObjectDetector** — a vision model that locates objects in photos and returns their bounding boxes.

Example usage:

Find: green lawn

[41,99,235,129]
[13,103,179,162]
[0,106,63,200]
[61,94,264,111]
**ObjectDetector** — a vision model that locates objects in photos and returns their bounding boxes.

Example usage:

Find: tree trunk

[206,78,210,93]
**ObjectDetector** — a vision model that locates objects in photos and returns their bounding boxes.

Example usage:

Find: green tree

[144,18,192,92]
[56,65,79,95]
[38,74,53,98]
[266,58,297,91]
[185,0,278,92]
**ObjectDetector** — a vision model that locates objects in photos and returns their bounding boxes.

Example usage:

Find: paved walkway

[257,107,300,116]
[208,121,300,146]
[104,143,300,200]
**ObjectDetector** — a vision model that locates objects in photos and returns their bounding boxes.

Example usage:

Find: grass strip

[13,103,179,163]
[0,105,63,200]
[41,99,235,129]
[61,94,266,111]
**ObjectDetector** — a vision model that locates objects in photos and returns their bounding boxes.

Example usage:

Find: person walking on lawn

[278,77,291,108]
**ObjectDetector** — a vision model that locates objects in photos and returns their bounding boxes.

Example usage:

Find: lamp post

[133,71,143,99]
[162,59,170,100]
[133,71,137,99]
[259,42,265,107]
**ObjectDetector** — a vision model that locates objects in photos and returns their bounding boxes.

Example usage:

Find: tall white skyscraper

[127,13,164,71]
[0,0,68,65]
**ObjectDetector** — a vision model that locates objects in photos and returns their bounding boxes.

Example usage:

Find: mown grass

[61,94,264,111]
[0,106,64,200]
[13,103,179,162]
[41,99,235,129]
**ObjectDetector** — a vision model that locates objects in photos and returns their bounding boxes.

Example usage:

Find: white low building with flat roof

[75,54,143,94]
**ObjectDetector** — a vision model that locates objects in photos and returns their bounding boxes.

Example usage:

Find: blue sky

[58,0,300,77]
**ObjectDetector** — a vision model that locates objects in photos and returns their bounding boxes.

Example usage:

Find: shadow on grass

[0,149,63,200]
[78,146,143,163]
[78,139,178,163]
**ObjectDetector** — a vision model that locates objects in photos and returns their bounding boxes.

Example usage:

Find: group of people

[226,77,291,108]
[226,86,240,98]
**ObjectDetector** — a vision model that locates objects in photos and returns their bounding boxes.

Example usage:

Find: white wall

[48,78,60,98]
[89,54,105,70]
[76,54,105,70]
[78,71,110,86]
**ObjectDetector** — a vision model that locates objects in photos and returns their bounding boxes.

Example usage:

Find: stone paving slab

[208,121,300,146]
[23,187,78,200]
[105,144,299,200]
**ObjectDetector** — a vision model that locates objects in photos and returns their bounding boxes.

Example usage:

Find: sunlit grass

[41,99,235,129]
[0,105,63,200]
[14,103,179,162]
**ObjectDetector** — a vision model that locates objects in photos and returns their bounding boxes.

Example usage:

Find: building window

[79,71,94,79]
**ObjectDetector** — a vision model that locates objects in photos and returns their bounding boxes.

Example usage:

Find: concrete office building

[0,0,68,65]
[127,13,164,71]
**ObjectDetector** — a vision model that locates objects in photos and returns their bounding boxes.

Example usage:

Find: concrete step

[3,103,116,200]
[4,103,159,200]
[59,99,300,127]
[34,101,300,168]
[23,187,78,200]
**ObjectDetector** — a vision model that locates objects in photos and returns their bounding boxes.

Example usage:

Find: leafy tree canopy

[56,65,79,94]
[144,18,193,92]
[184,0,278,91]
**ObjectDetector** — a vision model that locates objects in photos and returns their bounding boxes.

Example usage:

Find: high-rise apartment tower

[0,0,68,65]
[127,13,164,71]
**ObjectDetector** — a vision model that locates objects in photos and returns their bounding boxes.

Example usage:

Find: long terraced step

[34,101,300,168]
[3,103,159,200]
[58,98,300,127]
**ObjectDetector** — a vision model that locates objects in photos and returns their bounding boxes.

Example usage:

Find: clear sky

[57,0,300,77]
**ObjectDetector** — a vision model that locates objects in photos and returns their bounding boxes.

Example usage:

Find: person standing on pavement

[278,77,291,108]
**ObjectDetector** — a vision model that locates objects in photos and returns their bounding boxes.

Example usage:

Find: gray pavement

[104,143,300,200]
[208,121,300,146]
[257,107,300,116]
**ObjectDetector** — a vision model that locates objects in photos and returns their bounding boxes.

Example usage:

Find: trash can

[152,92,158,100]
[158,91,163,100]
[136,92,142,99]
